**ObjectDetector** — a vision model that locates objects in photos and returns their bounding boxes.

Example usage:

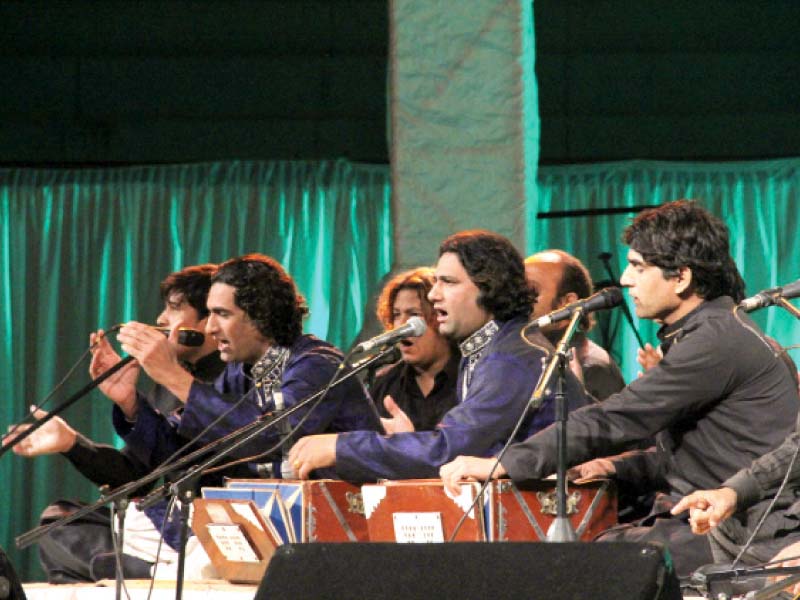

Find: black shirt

[501,296,799,496]
[371,355,460,431]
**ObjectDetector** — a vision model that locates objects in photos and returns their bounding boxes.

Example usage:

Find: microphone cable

[3,344,93,439]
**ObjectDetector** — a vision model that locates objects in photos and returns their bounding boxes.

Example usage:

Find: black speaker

[256,542,681,600]
[0,546,25,600]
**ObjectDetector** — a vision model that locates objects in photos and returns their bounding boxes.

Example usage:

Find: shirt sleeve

[335,350,560,482]
[723,428,800,510]
[62,431,153,491]
[501,319,738,484]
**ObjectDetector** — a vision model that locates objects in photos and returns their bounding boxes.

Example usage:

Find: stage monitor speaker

[0,545,25,600]
[255,542,681,600]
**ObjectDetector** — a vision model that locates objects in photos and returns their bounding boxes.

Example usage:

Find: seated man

[440,201,799,577]
[288,230,590,482]
[371,267,459,432]
[525,249,625,400]
[112,253,379,479]
[4,264,226,582]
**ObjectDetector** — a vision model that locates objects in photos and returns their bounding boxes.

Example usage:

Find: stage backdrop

[0,158,392,579]
[2,156,799,579]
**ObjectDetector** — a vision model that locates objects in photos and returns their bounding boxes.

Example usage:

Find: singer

[440,200,799,578]
[370,267,459,432]
[2,264,226,582]
[525,250,625,401]
[288,230,590,481]
[111,254,379,478]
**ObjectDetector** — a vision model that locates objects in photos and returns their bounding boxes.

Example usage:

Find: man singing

[289,230,589,481]
[112,253,379,476]
[371,267,459,432]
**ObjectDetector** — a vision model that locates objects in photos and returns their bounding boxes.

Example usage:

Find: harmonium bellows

[362,478,616,543]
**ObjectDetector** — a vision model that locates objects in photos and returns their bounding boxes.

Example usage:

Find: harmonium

[193,479,367,583]
[193,477,616,583]
[362,478,616,543]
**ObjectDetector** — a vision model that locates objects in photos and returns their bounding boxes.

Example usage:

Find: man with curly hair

[112,253,379,480]
[289,230,590,481]
[440,201,799,577]
[371,267,459,432]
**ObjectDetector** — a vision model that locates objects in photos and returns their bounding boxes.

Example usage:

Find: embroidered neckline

[459,319,499,357]
[251,345,290,388]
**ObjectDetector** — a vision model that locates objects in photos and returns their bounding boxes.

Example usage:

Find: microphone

[108,324,205,347]
[155,327,205,347]
[532,287,624,328]
[353,317,427,353]
[350,346,402,371]
[739,279,800,312]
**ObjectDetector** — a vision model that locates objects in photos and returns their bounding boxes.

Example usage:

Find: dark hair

[529,250,594,331]
[160,263,218,318]
[439,230,534,321]
[212,254,308,346]
[376,267,436,329]
[623,200,745,302]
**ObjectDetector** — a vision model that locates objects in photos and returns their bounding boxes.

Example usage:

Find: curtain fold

[0,159,392,578]
[534,158,800,383]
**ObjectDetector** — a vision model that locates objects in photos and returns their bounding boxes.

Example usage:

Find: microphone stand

[528,309,584,542]
[598,252,645,349]
[15,348,393,594]
[113,495,129,600]
[0,356,135,459]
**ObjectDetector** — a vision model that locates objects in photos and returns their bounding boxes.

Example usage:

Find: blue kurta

[114,334,380,476]
[335,317,591,482]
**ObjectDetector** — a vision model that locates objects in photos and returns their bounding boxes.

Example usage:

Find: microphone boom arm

[0,356,136,460]
[14,349,389,550]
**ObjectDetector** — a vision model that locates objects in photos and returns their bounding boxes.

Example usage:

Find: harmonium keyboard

[193,477,616,583]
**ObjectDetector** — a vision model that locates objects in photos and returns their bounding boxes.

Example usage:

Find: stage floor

[22,580,707,600]
[22,579,258,600]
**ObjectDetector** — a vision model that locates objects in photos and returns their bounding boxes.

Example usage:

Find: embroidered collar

[459,320,499,357]
[251,345,290,390]
[459,320,499,399]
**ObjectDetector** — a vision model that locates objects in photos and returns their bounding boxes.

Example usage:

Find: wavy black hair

[160,263,218,319]
[439,230,534,321]
[623,200,746,302]
[212,254,309,347]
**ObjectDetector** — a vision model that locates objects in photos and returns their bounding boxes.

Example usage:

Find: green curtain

[533,158,800,383]
[0,159,392,579]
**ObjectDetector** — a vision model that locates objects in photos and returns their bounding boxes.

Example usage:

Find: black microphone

[739,279,800,312]
[532,287,624,328]
[353,316,427,353]
[154,327,205,347]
